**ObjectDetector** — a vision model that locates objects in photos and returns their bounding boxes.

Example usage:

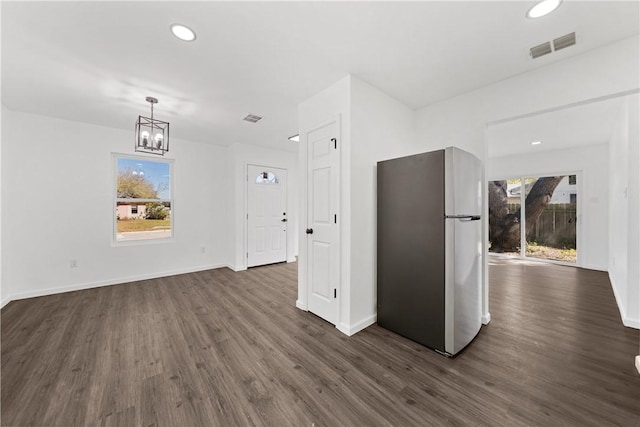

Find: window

[255,171,279,184]
[114,155,172,242]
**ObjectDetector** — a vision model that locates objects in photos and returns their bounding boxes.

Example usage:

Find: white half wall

[487,144,610,271]
[1,108,229,303]
[227,142,299,271]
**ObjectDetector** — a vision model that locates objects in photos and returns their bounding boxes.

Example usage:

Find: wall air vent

[553,32,576,51]
[243,114,262,123]
[530,41,552,59]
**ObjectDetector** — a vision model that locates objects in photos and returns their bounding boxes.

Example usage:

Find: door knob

[306,228,314,235]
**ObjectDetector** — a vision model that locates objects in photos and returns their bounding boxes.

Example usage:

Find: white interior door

[247,165,287,268]
[306,120,339,325]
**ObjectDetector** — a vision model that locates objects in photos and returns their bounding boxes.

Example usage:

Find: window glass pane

[117,158,170,199]
[255,171,279,185]
[488,179,521,257]
[524,176,577,263]
[116,201,172,241]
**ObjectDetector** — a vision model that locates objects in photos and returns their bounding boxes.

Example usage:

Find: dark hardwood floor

[2,259,639,426]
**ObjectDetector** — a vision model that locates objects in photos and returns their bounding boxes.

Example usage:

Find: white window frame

[112,153,174,245]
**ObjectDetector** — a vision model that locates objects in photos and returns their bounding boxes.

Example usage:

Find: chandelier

[135,96,169,155]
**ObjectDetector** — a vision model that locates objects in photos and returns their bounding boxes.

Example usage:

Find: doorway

[485,96,624,271]
[488,173,579,264]
[246,164,288,268]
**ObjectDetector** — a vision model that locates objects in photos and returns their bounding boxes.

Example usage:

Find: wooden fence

[507,203,577,249]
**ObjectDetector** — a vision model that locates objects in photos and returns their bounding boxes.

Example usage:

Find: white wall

[487,144,610,271]
[416,36,639,155]
[626,95,639,328]
[1,108,229,303]
[227,142,299,271]
[348,77,417,331]
[608,101,629,320]
[609,94,640,328]
[415,36,640,327]
[0,106,4,306]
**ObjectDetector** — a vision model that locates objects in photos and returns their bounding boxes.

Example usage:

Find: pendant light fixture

[135,96,169,155]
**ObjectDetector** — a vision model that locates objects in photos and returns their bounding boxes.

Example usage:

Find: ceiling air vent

[553,32,576,51]
[243,114,262,123]
[530,41,552,59]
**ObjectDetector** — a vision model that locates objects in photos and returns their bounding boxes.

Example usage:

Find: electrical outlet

[70,259,78,268]
[200,246,206,254]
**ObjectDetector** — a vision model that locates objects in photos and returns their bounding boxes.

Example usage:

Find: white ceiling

[486,97,624,158]
[2,1,639,152]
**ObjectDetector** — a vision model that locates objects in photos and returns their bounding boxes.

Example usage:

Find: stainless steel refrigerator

[377,147,482,356]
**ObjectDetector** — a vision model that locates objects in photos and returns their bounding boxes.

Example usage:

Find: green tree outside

[117,168,158,199]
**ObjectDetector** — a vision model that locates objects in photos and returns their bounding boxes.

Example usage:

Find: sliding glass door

[488,174,578,264]
[487,179,521,258]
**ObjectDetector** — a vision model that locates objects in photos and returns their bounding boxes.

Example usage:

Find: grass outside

[117,219,171,233]
[489,242,577,263]
[525,242,576,263]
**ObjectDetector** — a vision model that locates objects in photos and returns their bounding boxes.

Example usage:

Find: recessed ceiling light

[531,141,542,145]
[288,134,300,142]
[526,0,562,19]
[170,24,196,42]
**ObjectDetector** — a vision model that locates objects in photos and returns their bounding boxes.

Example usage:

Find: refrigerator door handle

[445,215,481,221]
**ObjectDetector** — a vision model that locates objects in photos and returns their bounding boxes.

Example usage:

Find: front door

[306,120,339,325]
[247,165,287,267]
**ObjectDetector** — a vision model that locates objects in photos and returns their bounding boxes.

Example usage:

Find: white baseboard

[1,297,10,309]
[624,317,640,328]
[582,264,608,272]
[225,264,246,272]
[482,312,491,324]
[636,355,640,375]
[295,299,307,311]
[608,273,640,329]
[336,314,377,336]
[287,257,297,263]
[336,322,351,336]
[2,263,228,307]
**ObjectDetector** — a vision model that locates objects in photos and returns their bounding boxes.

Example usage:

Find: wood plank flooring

[2,259,639,426]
